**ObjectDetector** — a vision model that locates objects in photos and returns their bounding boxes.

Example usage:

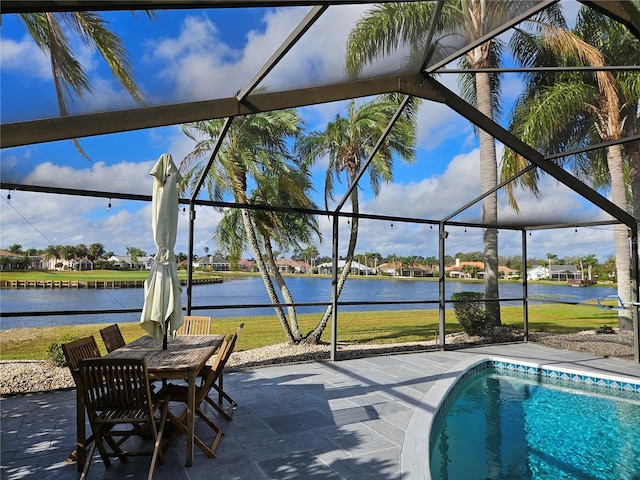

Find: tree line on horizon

[2,242,617,282]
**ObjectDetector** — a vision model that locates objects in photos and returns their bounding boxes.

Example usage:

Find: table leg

[76,384,86,471]
[186,372,195,467]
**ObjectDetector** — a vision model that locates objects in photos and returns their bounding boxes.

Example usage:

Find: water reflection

[0,275,615,329]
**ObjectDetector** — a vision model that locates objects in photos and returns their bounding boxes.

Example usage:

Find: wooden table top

[105,334,224,375]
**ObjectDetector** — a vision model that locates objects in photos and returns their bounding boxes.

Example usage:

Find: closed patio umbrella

[140,153,184,348]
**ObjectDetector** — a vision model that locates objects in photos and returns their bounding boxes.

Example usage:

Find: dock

[0,277,222,289]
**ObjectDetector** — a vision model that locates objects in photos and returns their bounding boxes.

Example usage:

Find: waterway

[0,275,617,330]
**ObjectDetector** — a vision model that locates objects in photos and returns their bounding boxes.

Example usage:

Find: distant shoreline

[0,269,615,289]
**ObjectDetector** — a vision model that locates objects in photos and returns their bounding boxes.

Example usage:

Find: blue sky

[0,1,619,263]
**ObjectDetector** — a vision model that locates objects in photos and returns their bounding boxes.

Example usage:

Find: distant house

[526,264,582,281]
[498,265,517,279]
[193,255,230,271]
[446,258,515,279]
[69,258,94,271]
[377,261,401,276]
[316,260,372,275]
[136,256,154,270]
[550,265,582,281]
[0,249,44,270]
[446,260,484,279]
[107,255,136,269]
[271,258,311,274]
[377,261,429,277]
[238,258,256,272]
[401,263,429,277]
[527,265,548,281]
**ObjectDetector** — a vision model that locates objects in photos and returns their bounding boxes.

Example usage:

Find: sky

[0,1,621,264]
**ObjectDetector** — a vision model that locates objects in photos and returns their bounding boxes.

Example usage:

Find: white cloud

[362,149,482,219]
[1,142,619,264]
[307,147,618,262]
[0,36,51,79]
[24,160,156,195]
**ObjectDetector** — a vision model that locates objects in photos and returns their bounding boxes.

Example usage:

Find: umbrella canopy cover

[140,153,184,343]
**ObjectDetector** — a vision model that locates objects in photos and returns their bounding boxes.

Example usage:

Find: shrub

[596,325,615,335]
[451,291,489,336]
[46,334,79,366]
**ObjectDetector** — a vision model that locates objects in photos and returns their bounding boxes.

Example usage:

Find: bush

[46,334,79,366]
[596,325,615,335]
[451,291,489,336]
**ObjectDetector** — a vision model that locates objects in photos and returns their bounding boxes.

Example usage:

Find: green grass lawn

[0,304,618,361]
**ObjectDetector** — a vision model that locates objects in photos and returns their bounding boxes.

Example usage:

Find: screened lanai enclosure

[1,0,639,363]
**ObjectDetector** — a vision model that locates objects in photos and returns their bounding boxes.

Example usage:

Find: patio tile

[258,450,343,479]
[327,446,402,480]
[261,408,335,435]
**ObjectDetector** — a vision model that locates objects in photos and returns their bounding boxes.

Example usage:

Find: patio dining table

[76,334,224,470]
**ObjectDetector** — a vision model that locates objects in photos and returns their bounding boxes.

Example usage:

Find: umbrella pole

[163,320,168,350]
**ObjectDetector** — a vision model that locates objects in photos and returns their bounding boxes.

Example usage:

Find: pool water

[429,369,640,480]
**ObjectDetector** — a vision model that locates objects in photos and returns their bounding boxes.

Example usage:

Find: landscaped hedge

[451,291,488,336]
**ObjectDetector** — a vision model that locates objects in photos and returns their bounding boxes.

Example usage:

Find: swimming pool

[429,365,640,479]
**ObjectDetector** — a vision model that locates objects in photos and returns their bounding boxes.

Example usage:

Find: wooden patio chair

[213,322,244,419]
[174,316,212,384]
[62,336,102,381]
[99,324,125,353]
[61,336,102,463]
[158,334,236,457]
[174,316,211,336]
[78,357,169,480]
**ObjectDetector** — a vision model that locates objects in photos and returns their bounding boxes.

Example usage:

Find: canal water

[0,275,616,329]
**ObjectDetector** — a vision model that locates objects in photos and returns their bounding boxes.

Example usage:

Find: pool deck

[2,343,638,480]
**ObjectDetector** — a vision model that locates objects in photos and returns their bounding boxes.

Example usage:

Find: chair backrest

[235,322,245,339]
[199,333,237,394]
[175,316,211,336]
[79,357,153,415]
[100,324,125,353]
[62,336,101,384]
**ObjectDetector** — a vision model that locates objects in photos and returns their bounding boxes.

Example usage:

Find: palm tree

[181,110,320,343]
[425,255,438,276]
[7,244,23,254]
[366,251,383,272]
[249,164,321,337]
[297,94,417,342]
[581,254,599,282]
[546,253,558,279]
[87,243,104,270]
[44,245,59,269]
[387,253,400,276]
[345,1,565,326]
[502,6,640,330]
[301,245,320,271]
[18,11,150,159]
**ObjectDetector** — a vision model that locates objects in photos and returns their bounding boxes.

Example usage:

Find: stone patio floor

[1,343,638,480]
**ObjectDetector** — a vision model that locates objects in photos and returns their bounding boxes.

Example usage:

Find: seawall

[0,277,222,289]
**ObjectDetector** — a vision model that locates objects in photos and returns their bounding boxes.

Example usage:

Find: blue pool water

[429,368,640,480]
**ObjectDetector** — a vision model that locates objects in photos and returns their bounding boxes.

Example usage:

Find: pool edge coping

[400,354,640,480]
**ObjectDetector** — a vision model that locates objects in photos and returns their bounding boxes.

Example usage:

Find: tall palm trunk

[304,189,359,344]
[476,70,501,325]
[594,62,633,331]
[630,141,640,219]
[607,143,633,330]
[240,208,296,341]
[262,237,303,340]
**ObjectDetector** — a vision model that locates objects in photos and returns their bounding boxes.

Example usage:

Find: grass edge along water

[0,302,619,361]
